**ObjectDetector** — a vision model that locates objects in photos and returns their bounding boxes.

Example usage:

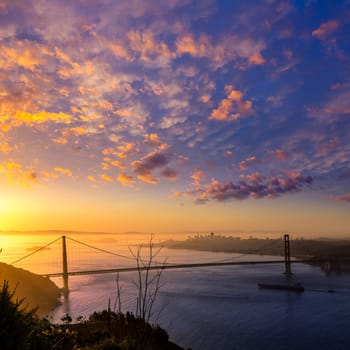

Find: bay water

[1,232,350,350]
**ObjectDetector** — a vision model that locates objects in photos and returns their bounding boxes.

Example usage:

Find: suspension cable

[11,236,62,265]
[66,236,135,261]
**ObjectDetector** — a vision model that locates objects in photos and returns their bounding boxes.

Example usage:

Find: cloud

[143,133,161,146]
[54,167,72,177]
[240,172,264,183]
[248,52,265,65]
[0,140,14,153]
[175,32,265,68]
[332,192,350,203]
[270,149,287,160]
[0,41,47,71]
[307,90,350,122]
[87,175,96,183]
[312,20,339,40]
[209,85,254,121]
[117,173,135,186]
[105,40,133,62]
[103,157,126,169]
[131,150,171,184]
[239,156,259,171]
[100,174,113,182]
[178,172,313,203]
[162,168,178,180]
[319,140,338,155]
[117,142,136,159]
[331,82,350,90]
[102,143,137,160]
[0,111,72,132]
[127,30,174,65]
[267,95,283,105]
[190,169,205,187]
[0,161,38,187]
[225,150,234,157]
[160,115,187,129]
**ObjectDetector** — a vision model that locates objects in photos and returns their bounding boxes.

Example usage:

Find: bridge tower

[62,235,69,295]
[284,234,292,275]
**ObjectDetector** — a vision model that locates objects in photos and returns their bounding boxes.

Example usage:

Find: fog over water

[2,233,350,350]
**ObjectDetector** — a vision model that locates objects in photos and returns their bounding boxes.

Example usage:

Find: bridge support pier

[284,234,292,275]
[62,235,69,295]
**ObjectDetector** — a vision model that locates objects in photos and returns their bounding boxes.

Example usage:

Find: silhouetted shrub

[0,280,36,350]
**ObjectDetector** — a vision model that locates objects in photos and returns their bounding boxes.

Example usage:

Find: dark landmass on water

[162,234,350,273]
[0,262,61,316]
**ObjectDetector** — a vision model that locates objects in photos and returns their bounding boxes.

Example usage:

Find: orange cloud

[0,141,13,153]
[239,156,259,171]
[87,175,96,183]
[54,47,72,64]
[103,157,126,169]
[54,167,73,177]
[1,42,45,71]
[52,126,87,145]
[101,162,110,170]
[106,40,133,62]
[176,33,265,68]
[58,60,94,79]
[248,52,265,65]
[69,126,86,136]
[144,133,161,145]
[102,148,117,156]
[270,149,287,160]
[117,142,135,159]
[127,30,174,63]
[176,33,210,58]
[100,174,113,182]
[190,169,205,187]
[52,137,68,145]
[209,85,254,121]
[312,20,339,40]
[1,111,72,131]
[117,173,135,186]
[15,111,71,123]
[225,150,234,157]
[240,172,264,183]
[40,170,59,180]
[0,161,38,187]
[136,173,157,184]
[200,95,211,103]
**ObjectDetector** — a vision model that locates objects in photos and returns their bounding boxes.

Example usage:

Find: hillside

[0,262,61,316]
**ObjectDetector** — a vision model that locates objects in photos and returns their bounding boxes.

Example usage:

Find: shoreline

[160,235,350,274]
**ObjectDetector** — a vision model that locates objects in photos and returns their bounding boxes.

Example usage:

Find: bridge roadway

[42,259,319,278]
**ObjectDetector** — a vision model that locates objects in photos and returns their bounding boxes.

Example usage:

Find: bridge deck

[42,259,320,278]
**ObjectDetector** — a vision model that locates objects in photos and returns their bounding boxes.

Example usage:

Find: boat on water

[257,283,304,292]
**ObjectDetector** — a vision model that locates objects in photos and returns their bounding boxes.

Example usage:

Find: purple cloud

[181,172,313,203]
[131,151,172,184]
[332,193,350,203]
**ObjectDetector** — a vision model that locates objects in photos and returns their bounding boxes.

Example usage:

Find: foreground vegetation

[0,280,184,350]
[0,238,186,350]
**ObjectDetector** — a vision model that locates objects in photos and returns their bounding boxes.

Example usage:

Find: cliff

[0,262,61,316]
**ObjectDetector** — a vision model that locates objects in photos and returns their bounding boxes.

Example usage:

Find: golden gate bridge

[10,234,313,294]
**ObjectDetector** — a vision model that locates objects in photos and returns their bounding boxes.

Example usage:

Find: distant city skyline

[0,1,349,235]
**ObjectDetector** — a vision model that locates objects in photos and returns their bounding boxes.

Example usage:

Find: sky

[0,0,349,236]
